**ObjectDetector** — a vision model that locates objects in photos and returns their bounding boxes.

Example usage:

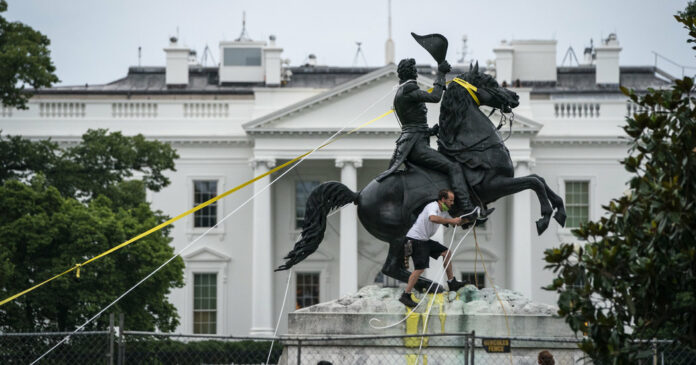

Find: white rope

[32,87,397,364]
[414,224,473,364]
[265,268,293,365]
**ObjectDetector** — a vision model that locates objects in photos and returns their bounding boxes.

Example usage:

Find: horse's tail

[275,181,358,271]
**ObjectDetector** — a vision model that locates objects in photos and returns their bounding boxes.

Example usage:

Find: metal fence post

[108,313,115,365]
[471,330,475,365]
[297,339,302,365]
[118,313,124,365]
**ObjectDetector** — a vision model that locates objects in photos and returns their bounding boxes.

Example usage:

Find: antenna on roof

[457,35,468,64]
[384,0,395,64]
[138,46,142,67]
[561,46,580,67]
[201,44,217,66]
[235,11,252,42]
[353,41,368,67]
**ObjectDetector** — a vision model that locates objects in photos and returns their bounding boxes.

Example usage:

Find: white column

[249,157,276,337]
[507,160,533,299]
[335,158,362,297]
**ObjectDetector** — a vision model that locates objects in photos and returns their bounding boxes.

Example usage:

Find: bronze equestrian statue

[277,34,566,292]
[376,33,489,223]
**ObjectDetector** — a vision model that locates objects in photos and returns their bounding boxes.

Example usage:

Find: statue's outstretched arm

[411,60,450,103]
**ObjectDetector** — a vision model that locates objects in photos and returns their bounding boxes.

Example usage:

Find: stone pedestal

[279,286,584,365]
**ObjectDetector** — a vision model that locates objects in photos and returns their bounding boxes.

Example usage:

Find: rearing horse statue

[277,64,566,292]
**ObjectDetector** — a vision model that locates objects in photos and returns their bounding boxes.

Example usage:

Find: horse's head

[451,62,519,112]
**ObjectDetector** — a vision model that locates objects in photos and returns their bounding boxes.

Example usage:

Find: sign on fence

[482,338,511,353]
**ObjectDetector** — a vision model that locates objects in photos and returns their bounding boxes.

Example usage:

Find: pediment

[243,65,541,136]
[244,65,437,134]
[183,246,232,262]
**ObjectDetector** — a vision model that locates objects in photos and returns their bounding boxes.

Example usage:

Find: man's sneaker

[448,278,466,292]
[399,292,419,308]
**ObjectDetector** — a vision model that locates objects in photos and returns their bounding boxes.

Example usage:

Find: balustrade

[39,102,86,118]
[183,102,229,118]
[112,102,158,118]
[1,106,12,117]
[554,102,600,118]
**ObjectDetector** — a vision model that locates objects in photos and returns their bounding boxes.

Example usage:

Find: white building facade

[0,34,670,336]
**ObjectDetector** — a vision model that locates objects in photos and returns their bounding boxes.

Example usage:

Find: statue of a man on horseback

[277,33,567,294]
[376,34,491,224]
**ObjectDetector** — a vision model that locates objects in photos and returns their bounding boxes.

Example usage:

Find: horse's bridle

[451,77,480,105]
[450,76,516,145]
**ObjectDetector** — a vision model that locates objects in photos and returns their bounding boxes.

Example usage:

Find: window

[295,180,320,229]
[194,180,218,228]
[223,47,262,66]
[296,273,320,309]
[565,181,589,228]
[461,272,485,289]
[193,273,217,334]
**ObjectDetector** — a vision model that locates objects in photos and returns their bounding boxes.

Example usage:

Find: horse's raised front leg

[485,175,554,235]
[529,174,566,227]
[382,239,441,293]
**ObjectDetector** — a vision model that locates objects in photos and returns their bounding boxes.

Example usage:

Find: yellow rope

[0,109,395,307]
[451,78,480,106]
[473,226,513,365]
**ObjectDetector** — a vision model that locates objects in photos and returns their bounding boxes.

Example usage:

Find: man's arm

[407,61,451,103]
[429,215,462,226]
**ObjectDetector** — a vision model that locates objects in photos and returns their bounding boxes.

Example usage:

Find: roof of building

[34,64,672,96]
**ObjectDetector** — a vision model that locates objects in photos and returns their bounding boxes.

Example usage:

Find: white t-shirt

[405,201,452,241]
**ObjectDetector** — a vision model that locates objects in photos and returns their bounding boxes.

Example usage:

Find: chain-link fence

[2,328,696,364]
[0,330,111,364]
[279,333,475,365]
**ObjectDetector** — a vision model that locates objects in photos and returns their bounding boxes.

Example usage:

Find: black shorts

[406,237,448,270]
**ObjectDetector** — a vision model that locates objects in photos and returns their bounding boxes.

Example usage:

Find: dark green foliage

[544,12,696,364]
[0,0,59,109]
[124,337,283,365]
[0,129,184,332]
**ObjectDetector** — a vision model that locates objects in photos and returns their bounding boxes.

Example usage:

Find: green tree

[543,11,696,364]
[0,129,184,332]
[0,0,59,109]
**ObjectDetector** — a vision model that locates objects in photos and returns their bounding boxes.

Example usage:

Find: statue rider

[376,57,492,222]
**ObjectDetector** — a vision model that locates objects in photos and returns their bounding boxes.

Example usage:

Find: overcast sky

[5,0,694,86]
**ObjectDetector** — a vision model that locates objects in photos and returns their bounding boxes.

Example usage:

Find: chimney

[307,54,317,67]
[595,33,621,84]
[164,37,189,86]
[264,35,282,86]
[493,40,514,85]
[511,40,557,82]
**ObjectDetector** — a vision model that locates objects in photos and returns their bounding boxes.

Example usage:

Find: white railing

[39,102,86,118]
[626,101,666,117]
[1,106,12,117]
[183,102,229,118]
[112,102,158,118]
[554,102,600,118]
[531,99,629,121]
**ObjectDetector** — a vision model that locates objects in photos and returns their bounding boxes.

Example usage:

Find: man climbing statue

[399,189,467,307]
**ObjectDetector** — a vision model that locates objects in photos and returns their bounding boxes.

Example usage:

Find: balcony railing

[531,99,637,121]
[39,102,86,118]
[554,102,600,118]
